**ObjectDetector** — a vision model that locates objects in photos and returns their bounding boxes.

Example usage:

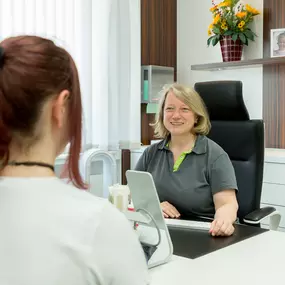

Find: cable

[136,208,161,247]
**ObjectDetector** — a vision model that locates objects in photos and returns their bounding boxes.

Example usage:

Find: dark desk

[168,223,268,259]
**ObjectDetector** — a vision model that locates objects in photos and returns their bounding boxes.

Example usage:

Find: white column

[0,0,13,38]
[35,0,46,35]
[25,0,36,35]
[91,0,112,149]
[128,0,141,149]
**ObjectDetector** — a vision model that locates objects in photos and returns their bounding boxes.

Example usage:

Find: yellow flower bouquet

[207,0,260,47]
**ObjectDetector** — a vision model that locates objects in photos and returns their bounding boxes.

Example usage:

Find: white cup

[108,184,130,212]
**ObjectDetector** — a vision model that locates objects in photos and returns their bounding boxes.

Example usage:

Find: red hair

[0,35,86,189]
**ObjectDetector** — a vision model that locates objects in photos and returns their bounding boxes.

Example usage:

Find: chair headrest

[194,81,250,121]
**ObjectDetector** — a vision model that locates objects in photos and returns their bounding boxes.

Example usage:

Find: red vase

[220,35,243,62]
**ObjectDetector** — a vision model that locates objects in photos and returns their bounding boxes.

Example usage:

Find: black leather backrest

[208,121,264,218]
[194,81,264,219]
[195,81,249,121]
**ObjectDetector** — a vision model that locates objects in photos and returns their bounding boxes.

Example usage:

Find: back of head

[0,35,85,188]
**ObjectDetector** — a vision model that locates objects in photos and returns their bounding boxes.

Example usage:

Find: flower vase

[220,35,243,62]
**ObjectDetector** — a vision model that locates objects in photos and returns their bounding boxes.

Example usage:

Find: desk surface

[150,230,285,285]
[168,223,267,259]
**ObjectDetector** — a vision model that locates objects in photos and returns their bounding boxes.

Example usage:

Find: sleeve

[209,153,238,195]
[134,147,150,172]
[90,203,150,285]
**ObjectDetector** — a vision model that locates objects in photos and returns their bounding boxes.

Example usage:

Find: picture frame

[271,28,285,58]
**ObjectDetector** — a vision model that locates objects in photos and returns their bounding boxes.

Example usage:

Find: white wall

[177,0,263,119]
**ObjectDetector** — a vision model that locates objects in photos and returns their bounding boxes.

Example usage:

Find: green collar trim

[166,142,194,172]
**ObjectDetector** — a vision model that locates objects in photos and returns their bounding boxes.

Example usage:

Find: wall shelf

[191,57,285,71]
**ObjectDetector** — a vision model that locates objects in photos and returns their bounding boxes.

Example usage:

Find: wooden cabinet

[140,0,177,145]
[141,0,176,69]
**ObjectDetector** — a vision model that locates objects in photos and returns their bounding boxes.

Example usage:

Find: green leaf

[232,33,238,42]
[233,0,239,6]
[239,33,247,44]
[207,38,211,46]
[248,28,258,37]
[227,18,233,27]
[212,35,220,46]
[207,36,215,46]
[244,30,254,41]
[224,30,233,36]
[213,26,220,34]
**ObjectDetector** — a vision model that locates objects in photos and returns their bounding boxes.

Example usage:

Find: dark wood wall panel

[141,104,155,146]
[148,0,162,66]
[121,149,130,185]
[142,0,177,68]
[141,0,149,66]
[141,0,177,145]
[263,0,285,148]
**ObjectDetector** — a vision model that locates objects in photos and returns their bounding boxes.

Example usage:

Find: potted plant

[207,0,260,62]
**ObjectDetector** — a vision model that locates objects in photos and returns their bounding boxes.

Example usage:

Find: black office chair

[194,80,281,230]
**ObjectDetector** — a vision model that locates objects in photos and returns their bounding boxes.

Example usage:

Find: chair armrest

[243,206,281,231]
[244,206,276,222]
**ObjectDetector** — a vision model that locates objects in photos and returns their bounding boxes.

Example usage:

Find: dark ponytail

[0,90,12,164]
[0,111,11,166]
[0,48,12,166]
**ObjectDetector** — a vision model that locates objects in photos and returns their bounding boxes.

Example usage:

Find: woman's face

[278,35,285,51]
[163,91,196,136]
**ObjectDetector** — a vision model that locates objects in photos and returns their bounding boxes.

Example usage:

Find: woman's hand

[209,218,235,237]
[161,201,180,218]
[210,190,238,237]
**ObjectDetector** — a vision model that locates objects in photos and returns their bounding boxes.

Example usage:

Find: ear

[52,90,70,128]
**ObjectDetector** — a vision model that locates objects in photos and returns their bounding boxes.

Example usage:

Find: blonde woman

[135,83,238,237]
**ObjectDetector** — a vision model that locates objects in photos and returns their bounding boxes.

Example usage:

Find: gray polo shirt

[135,135,238,218]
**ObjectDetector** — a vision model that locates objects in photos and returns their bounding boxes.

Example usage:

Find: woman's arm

[91,204,150,284]
[209,153,239,236]
[210,190,239,236]
[214,189,238,223]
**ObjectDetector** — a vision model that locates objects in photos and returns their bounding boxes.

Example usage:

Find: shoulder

[142,139,166,156]
[203,136,229,162]
[51,178,109,209]
[135,140,167,171]
[49,178,137,232]
[44,180,137,244]
[0,177,126,237]
[205,137,226,155]
[24,178,114,224]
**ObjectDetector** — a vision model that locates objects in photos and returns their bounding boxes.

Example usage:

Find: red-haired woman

[0,36,149,285]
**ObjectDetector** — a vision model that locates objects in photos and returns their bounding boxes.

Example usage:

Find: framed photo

[271,28,285,57]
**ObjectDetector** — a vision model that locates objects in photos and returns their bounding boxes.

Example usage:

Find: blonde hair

[151,83,211,138]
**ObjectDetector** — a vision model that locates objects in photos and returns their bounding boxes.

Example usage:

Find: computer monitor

[125,170,173,268]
